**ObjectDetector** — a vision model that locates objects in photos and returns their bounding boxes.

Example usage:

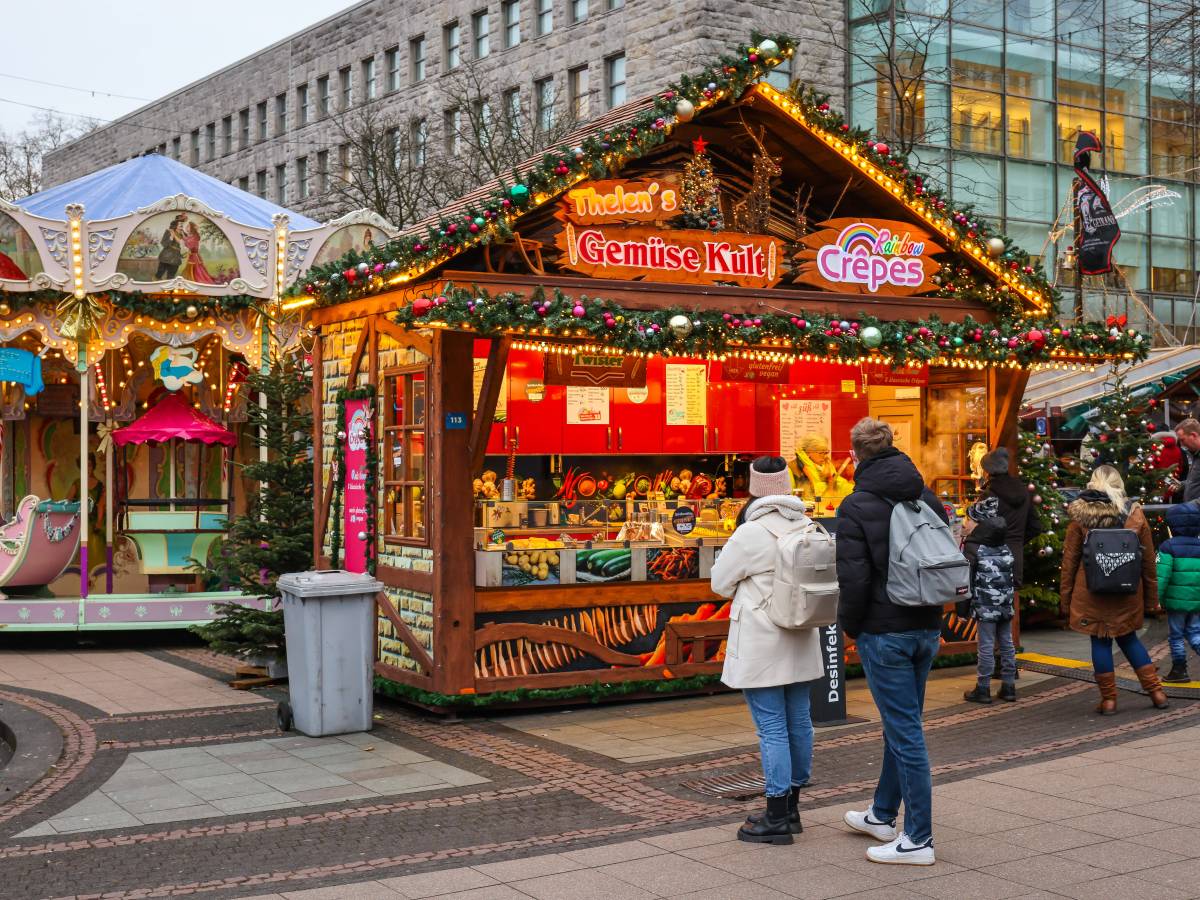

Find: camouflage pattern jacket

[964,516,1015,622]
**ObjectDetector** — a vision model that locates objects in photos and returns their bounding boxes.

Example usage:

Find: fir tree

[1081,365,1174,503]
[1017,429,1069,612]
[679,136,724,231]
[192,351,313,658]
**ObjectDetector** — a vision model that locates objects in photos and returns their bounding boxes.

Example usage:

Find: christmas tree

[679,136,724,231]
[192,351,314,658]
[1018,429,1069,612]
[1081,365,1174,503]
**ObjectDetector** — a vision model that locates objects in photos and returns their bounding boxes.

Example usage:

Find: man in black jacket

[978,447,1040,588]
[836,417,944,866]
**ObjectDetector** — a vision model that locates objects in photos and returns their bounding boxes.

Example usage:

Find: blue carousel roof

[14,154,320,229]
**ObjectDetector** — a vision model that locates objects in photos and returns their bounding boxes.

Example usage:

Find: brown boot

[1094,671,1118,715]
[1135,664,1170,709]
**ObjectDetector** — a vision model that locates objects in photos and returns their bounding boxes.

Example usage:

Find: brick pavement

[2,635,1198,898]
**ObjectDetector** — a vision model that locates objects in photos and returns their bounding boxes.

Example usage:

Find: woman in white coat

[710,455,825,845]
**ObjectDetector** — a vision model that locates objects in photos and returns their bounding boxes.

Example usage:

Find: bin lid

[277,570,383,598]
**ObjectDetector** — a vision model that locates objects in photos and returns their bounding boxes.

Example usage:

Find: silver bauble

[986,237,1006,257]
[668,314,693,339]
[757,39,781,59]
[675,99,696,122]
[860,325,883,348]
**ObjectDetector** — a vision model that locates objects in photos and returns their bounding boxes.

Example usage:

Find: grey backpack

[876,495,971,607]
[766,522,839,629]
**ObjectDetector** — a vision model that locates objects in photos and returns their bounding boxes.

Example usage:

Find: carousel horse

[0,495,83,599]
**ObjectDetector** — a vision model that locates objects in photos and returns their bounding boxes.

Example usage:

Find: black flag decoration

[1073,130,1121,275]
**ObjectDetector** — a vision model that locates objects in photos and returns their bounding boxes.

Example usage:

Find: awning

[112,393,237,447]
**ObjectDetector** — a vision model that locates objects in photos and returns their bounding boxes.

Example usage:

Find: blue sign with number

[445,412,467,430]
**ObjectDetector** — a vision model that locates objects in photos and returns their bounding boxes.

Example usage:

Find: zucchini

[600,555,632,577]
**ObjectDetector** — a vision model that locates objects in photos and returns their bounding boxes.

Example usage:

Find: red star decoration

[692,136,709,155]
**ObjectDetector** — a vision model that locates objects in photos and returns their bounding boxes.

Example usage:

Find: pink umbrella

[112,392,236,446]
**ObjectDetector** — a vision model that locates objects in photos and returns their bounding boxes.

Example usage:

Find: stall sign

[719,356,790,383]
[343,399,372,574]
[556,223,783,289]
[559,178,679,226]
[444,412,467,430]
[0,348,43,395]
[545,352,647,387]
[671,506,696,536]
[794,218,942,296]
[810,623,847,725]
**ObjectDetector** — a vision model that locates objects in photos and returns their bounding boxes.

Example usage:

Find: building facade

[846,0,1199,339]
[43,0,843,221]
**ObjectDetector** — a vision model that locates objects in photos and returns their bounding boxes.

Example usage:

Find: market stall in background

[294,36,1145,705]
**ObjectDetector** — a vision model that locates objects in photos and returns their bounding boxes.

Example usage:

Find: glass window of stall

[384,353,430,544]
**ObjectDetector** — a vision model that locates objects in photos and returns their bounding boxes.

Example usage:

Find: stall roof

[112,393,237,447]
[16,155,320,229]
[1022,345,1200,413]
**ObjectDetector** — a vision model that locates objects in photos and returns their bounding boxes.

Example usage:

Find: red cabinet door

[707,365,760,453]
[561,385,614,454]
[660,358,710,454]
[611,370,663,454]
[504,349,565,454]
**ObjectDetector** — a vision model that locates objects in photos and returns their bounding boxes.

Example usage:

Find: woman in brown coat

[1060,465,1167,714]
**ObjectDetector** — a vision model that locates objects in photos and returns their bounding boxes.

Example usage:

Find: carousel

[0,154,397,629]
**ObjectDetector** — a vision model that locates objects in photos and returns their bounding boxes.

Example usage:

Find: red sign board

[719,357,791,383]
[342,398,371,573]
[544,352,647,387]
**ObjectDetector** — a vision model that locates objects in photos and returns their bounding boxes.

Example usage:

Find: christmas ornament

[860,325,883,348]
[668,314,693,338]
[986,237,1005,256]
[757,38,780,59]
[675,99,696,122]
[185,305,199,319]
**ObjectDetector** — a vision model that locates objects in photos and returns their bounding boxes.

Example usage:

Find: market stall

[0,154,395,630]
[294,36,1145,703]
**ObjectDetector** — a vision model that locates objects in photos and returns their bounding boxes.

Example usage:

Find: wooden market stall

[295,37,1145,703]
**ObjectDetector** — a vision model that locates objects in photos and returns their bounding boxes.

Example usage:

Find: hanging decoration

[150,345,204,391]
[0,289,259,323]
[1073,130,1121,275]
[330,387,378,575]
[678,136,724,231]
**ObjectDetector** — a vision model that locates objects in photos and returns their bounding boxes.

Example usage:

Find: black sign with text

[809,623,847,726]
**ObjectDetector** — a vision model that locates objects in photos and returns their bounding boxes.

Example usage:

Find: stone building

[43,0,843,222]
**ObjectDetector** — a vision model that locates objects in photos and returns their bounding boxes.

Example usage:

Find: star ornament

[692,136,709,155]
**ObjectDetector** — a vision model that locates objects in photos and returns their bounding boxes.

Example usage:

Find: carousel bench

[120,499,229,575]
[0,495,83,599]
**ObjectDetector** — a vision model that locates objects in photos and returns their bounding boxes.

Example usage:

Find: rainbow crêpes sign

[794,218,943,296]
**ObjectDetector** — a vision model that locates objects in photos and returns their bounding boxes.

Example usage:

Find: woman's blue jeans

[742,682,815,797]
[1090,631,1152,673]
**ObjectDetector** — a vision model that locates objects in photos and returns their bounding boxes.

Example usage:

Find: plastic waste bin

[276,569,383,736]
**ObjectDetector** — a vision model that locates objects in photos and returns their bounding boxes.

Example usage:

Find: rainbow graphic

[834,223,925,257]
[837,223,882,254]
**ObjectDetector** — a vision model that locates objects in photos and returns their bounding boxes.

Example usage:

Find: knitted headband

[749,462,793,498]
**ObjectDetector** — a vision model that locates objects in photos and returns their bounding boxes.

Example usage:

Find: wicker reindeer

[732,120,782,234]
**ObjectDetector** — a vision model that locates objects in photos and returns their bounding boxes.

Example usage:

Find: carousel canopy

[15,155,320,229]
[112,392,237,447]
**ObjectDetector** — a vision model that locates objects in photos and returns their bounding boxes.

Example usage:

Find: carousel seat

[122,508,227,575]
[0,495,83,599]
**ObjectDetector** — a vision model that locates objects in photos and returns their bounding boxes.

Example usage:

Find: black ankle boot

[738,793,794,844]
[743,784,803,835]
[963,681,992,704]
[997,682,1016,702]
[1164,661,1190,683]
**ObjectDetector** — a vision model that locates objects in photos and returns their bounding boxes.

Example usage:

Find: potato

[519,560,532,573]
[505,553,517,564]
[547,552,559,565]
[530,551,542,565]
[536,565,549,580]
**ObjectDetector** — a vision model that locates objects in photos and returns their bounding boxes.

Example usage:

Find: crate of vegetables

[574,549,632,583]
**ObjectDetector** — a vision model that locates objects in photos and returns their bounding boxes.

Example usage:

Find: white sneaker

[866,831,935,865]
[843,808,899,841]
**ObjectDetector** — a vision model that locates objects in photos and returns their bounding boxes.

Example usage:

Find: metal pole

[79,362,88,599]
[105,416,113,594]
[1072,177,1083,323]
[170,438,177,512]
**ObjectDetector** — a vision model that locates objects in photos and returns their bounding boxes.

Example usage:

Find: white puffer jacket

[710,495,825,690]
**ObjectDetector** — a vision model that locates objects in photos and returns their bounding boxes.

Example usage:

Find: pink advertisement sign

[343,398,371,573]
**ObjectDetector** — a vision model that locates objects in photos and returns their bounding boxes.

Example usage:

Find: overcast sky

[1,0,354,134]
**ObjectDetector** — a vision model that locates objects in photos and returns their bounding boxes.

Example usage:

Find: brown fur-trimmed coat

[1059,491,1159,638]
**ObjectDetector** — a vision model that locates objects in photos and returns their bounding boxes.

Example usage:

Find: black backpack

[1081,528,1142,594]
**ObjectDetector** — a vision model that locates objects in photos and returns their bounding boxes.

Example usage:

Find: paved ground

[1,623,1196,899]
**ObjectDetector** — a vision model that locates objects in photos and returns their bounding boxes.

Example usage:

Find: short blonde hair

[850,417,893,461]
[1177,418,1200,436]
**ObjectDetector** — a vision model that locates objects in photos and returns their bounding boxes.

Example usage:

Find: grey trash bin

[277,570,383,737]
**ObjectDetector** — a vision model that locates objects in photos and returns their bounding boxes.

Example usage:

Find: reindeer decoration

[731,119,782,234]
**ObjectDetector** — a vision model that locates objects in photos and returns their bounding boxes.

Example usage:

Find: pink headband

[749,465,793,498]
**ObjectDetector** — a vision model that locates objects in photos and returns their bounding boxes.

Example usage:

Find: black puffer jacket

[980,472,1041,588]
[835,447,948,638]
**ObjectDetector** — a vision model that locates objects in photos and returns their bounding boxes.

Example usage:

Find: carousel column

[67,205,92,600]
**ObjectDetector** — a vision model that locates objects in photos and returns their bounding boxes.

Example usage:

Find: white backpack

[764,522,840,629]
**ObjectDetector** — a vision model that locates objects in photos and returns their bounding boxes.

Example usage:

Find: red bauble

[874,142,890,154]
[343,268,356,282]
[412,298,433,316]
[1028,329,1045,344]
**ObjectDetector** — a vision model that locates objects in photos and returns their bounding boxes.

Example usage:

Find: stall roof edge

[1022,344,1200,413]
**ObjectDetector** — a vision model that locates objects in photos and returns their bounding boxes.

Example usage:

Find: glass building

[846,0,1198,340]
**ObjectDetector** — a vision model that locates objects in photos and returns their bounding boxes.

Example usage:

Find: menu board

[665,363,706,426]
[566,386,610,424]
[779,399,832,456]
[472,358,508,421]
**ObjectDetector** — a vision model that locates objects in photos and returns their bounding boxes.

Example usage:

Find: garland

[0,288,259,322]
[394,285,1148,367]
[331,387,378,573]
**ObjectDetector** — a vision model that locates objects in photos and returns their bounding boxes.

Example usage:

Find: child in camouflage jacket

[961,496,1017,704]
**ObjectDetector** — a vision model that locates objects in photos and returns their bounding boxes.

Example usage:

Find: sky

[1,0,354,134]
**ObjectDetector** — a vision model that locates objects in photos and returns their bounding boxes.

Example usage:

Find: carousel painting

[0,211,38,282]
[311,224,387,266]
[116,211,240,285]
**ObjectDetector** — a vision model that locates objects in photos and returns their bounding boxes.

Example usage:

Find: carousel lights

[93,362,111,410]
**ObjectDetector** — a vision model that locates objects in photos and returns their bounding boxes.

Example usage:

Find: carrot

[693,602,717,621]
[713,601,732,620]
[645,642,667,666]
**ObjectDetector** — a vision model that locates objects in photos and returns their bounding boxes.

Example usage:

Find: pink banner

[343,398,371,573]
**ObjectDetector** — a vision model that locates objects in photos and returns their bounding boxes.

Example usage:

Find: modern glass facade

[846,0,1199,340]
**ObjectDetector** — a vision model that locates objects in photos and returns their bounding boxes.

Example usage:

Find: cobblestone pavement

[2,629,1197,899]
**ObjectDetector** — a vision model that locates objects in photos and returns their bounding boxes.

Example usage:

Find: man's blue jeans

[742,682,814,797]
[1168,612,1200,665]
[856,629,940,845]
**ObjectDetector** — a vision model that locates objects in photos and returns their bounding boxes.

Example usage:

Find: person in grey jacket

[1176,418,1200,503]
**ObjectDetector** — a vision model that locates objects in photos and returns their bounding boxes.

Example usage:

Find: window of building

[503,87,521,137]
[317,149,329,192]
[190,129,200,164]
[571,0,587,22]
[317,75,330,117]
[473,10,490,57]
[221,116,232,155]
[297,156,309,199]
[410,35,427,81]
[238,175,249,192]
[255,169,267,198]
[205,122,216,160]
[339,144,351,182]
[410,118,428,165]
[951,87,1003,154]
[536,0,553,35]
[298,84,310,125]
[384,364,430,543]
[535,76,554,131]
[239,108,250,147]
[445,21,461,70]
[568,65,589,119]
[275,163,287,204]
[362,57,377,100]
[765,55,792,91]
[157,143,166,155]
[608,0,623,8]
[257,101,268,140]
[385,46,400,91]
[444,108,462,155]
[503,0,521,47]
[275,93,287,133]
[340,66,353,109]
[605,52,626,108]
[171,136,181,160]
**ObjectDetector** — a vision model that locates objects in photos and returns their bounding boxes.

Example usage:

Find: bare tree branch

[0,111,97,201]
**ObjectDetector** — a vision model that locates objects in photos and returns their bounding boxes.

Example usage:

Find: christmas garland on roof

[293,34,1058,316]
[393,284,1147,367]
[0,288,259,322]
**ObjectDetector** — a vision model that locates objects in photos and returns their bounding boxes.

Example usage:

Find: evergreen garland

[0,288,258,321]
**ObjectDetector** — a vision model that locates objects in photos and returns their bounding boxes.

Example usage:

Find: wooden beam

[310,328,324,566]
[368,315,379,390]
[375,317,434,358]
[468,336,510,474]
[315,479,335,567]
[377,562,435,593]
[308,289,420,327]
[476,580,723,613]
[374,660,433,689]
[376,591,435,675]
[345,325,370,392]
